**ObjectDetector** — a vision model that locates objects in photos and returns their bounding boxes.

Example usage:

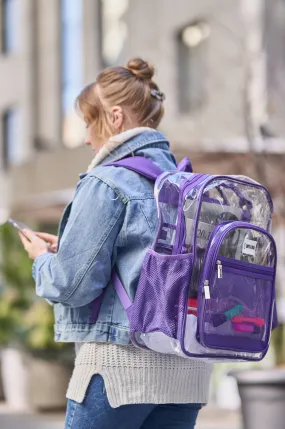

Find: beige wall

[35,0,62,149]
[0,0,36,164]
[83,0,102,83]
[125,0,247,150]
[0,0,37,216]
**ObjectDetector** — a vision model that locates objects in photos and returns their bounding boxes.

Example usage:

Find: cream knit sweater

[66,128,213,408]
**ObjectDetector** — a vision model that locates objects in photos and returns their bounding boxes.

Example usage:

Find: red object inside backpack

[188,298,198,316]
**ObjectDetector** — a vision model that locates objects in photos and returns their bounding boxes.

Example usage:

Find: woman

[20,58,213,429]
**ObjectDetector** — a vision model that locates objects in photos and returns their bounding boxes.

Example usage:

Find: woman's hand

[19,229,51,261]
[35,232,58,253]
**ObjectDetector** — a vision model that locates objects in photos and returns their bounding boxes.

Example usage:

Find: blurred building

[0,0,284,227]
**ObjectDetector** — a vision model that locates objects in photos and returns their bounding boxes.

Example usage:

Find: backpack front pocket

[198,223,276,356]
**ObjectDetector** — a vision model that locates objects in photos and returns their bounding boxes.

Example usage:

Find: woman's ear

[110,106,124,132]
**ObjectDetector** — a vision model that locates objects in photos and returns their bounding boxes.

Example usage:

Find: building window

[177,21,210,113]
[61,0,84,148]
[1,0,19,53]
[100,0,129,67]
[2,109,22,168]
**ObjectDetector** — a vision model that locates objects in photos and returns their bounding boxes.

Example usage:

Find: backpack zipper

[217,257,274,278]
[216,260,223,278]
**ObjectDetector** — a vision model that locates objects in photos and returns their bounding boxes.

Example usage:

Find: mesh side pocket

[127,249,193,339]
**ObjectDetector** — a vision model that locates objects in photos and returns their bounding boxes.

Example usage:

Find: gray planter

[233,369,285,429]
[1,347,30,410]
[28,356,73,411]
[1,347,73,411]
[0,355,4,400]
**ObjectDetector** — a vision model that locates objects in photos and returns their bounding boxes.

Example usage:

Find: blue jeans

[65,375,202,429]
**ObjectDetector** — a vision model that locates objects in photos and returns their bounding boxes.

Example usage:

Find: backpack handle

[177,157,193,173]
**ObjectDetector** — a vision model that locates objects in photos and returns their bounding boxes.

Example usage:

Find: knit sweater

[65,128,213,407]
[66,343,213,408]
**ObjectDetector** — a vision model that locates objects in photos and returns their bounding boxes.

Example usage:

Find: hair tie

[150,89,165,102]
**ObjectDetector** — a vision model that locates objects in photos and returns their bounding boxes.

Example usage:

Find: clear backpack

[107,156,278,362]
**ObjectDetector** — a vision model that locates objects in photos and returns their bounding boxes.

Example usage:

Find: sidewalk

[0,403,64,429]
[197,406,242,429]
[0,402,242,429]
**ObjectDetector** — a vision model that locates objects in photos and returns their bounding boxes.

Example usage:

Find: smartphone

[8,218,33,240]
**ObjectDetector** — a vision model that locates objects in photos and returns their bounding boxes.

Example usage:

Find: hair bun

[127,58,154,81]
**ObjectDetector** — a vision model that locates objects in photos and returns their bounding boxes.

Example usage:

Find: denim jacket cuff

[32,252,53,280]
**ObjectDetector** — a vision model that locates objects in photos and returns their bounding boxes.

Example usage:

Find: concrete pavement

[0,413,63,429]
[197,406,241,429]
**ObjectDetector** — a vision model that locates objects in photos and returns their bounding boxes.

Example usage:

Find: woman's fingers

[21,229,49,260]
[35,232,56,240]
[35,232,58,253]
[35,232,58,245]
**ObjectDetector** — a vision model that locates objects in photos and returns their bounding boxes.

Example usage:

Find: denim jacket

[32,130,176,344]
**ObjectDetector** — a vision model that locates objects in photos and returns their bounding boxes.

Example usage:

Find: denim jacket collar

[87,127,154,171]
[101,130,168,165]
[79,129,169,179]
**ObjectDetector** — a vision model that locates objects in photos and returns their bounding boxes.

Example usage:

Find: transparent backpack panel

[185,178,272,299]
[199,227,275,355]
[153,172,195,255]
[139,174,274,361]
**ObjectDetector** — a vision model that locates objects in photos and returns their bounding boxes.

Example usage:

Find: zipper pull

[217,260,223,279]
[204,280,210,300]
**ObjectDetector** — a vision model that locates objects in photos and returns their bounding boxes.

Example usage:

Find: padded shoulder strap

[106,156,193,180]
[106,156,163,181]
[106,155,193,312]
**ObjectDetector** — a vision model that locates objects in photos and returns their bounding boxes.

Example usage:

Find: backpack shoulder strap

[112,273,132,310]
[105,156,163,181]
[105,156,193,181]
[106,155,193,313]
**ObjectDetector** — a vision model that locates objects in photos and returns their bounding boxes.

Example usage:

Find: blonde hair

[75,58,165,141]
